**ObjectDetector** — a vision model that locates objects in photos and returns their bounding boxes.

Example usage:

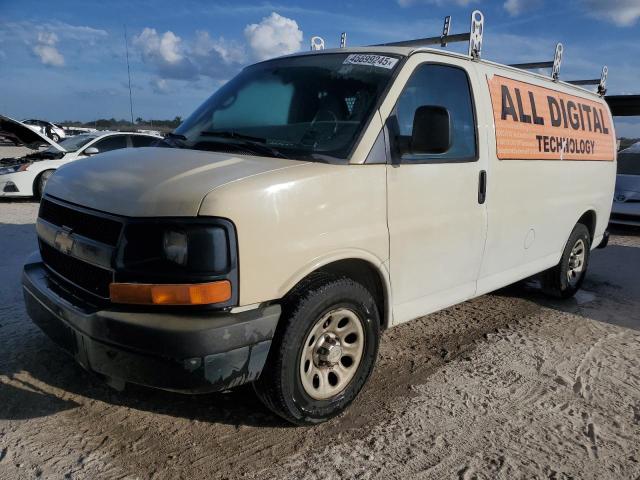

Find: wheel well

[33,169,55,198]
[296,259,389,330]
[577,210,596,241]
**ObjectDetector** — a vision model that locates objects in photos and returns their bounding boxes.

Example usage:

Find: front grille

[40,241,113,298]
[39,199,123,246]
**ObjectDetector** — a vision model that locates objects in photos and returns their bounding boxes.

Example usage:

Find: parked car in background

[22,119,67,142]
[63,126,98,136]
[610,141,640,226]
[1,116,161,198]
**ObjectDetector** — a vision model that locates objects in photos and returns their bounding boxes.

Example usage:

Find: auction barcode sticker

[343,54,399,69]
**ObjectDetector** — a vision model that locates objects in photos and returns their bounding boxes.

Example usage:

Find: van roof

[278,46,604,101]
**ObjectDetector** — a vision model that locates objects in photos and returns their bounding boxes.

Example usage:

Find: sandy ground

[1,200,639,480]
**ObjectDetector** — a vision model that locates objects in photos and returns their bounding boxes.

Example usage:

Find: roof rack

[310,36,325,51]
[309,10,609,96]
[509,43,564,81]
[374,10,485,60]
[568,66,608,96]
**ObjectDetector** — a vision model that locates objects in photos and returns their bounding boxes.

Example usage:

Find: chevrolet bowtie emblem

[54,228,74,255]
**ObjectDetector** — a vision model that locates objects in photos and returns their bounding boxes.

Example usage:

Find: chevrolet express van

[23,22,616,424]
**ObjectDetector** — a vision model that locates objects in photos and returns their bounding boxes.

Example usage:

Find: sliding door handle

[478,170,487,204]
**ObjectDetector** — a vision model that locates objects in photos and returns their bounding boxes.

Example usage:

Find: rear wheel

[51,133,60,143]
[542,223,591,298]
[254,275,380,425]
[35,169,54,199]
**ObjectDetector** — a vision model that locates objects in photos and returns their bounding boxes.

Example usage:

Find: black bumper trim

[22,257,280,393]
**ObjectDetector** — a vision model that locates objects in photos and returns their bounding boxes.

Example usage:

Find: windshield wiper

[166,132,187,140]
[200,131,289,159]
[201,130,266,143]
[160,132,187,148]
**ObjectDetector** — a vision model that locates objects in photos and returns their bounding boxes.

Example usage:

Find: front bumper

[22,255,280,393]
[610,201,640,227]
[0,171,33,197]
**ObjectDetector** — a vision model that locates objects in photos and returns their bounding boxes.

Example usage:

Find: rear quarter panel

[475,63,616,294]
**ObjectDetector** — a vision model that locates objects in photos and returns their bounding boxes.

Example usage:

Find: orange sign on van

[487,75,615,161]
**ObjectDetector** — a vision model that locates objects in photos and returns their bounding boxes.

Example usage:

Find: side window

[91,135,127,153]
[392,64,477,163]
[131,135,158,147]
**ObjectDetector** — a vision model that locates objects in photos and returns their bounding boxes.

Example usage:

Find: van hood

[45,147,306,217]
[0,115,65,151]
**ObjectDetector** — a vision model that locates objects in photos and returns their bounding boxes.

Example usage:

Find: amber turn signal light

[109,280,231,305]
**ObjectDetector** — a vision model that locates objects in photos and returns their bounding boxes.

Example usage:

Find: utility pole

[124,25,134,125]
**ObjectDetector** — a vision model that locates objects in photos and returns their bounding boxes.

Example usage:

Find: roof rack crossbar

[567,79,599,86]
[568,66,608,96]
[375,10,483,59]
[377,32,470,48]
[508,61,554,70]
[508,43,563,81]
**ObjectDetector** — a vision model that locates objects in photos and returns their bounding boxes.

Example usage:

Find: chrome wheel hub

[314,333,343,367]
[300,308,365,400]
[567,239,586,286]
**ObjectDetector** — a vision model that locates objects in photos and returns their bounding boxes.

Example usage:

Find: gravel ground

[1,200,639,480]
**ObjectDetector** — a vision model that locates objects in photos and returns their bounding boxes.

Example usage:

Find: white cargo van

[23,11,616,424]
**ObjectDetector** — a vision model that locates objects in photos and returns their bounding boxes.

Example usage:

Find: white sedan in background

[1,117,161,198]
[22,119,67,142]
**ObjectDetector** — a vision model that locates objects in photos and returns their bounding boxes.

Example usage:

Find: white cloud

[580,0,640,26]
[193,31,245,65]
[134,28,184,64]
[133,27,246,82]
[33,31,64,66]
[244,12,303,61]
[132,28,197,80]
[151,78,171,94]
[504,0,542,16]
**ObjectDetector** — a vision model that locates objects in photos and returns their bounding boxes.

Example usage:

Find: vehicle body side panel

[474,62,617,296]
[198,163,389,308]
[379,53,489,325]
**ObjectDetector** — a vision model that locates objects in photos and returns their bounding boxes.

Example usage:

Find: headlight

[163,230,188,265]
[159,226,229,271]
[118,219,237,306]
[121,221,232,274]
[0,163,30,175]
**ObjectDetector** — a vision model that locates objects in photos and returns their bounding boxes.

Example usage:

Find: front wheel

[254,275,380,425]
[542,223,591,298]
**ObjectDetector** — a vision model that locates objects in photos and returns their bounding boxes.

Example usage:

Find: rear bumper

[22,255,280,393]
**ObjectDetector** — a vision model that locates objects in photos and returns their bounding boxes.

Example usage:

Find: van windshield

[172,53,401,162]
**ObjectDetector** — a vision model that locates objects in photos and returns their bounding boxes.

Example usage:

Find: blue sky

[1,0,639,136]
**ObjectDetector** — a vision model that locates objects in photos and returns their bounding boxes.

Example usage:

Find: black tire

[542,223,591,298]
[254,274,380,425]
[51,133,60,143]
[35,169,54,199]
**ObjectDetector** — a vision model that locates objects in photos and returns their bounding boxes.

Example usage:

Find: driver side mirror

[411,105,451,155]
[84,147,99,156]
